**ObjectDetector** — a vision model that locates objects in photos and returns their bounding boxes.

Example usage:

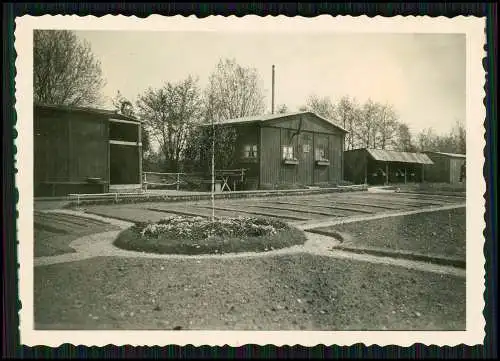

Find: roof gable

[34,103,140,123]
[201,111,348,133]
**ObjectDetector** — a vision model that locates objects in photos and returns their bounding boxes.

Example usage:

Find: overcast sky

[74,31,465,136]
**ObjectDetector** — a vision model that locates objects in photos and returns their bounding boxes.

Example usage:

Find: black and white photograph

[15,15,486,347]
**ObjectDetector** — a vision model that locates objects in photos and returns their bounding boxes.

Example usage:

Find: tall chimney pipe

[271,65,275,114]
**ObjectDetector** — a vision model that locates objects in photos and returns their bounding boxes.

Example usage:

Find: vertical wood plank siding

[233,126,260,190]
[71,116,108,181]
[328,133,343,184]
[259,127,282,188]
[259,125,344,188]
[449,158,465,183]
[344,149,368,184]
[424,153,465,184]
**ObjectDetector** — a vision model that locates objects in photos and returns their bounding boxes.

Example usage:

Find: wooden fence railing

[142,172,184,191]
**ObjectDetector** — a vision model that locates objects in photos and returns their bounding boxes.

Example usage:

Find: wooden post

[404,167,407,184]
[176,173,180,191]
[422,164,425,183]
[138,123,143,191]
[385,163,389,185]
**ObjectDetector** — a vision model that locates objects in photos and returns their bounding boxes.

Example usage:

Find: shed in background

[424,151,466,184]
[344,148,434,185]
[34,104,143,197]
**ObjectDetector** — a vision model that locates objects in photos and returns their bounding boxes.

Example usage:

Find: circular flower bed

[113,216,307,255]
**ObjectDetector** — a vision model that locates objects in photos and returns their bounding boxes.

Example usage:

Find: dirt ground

[34,254,465,331]
[33,191,467,331]
[311,208,466,262]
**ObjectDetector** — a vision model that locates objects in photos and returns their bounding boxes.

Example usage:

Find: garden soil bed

[34,254,465,330]
[309,208,466,261]
[35,214,121,257]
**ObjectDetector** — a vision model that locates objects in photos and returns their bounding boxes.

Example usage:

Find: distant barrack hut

[423,151,466,184]
[198,111,348,190]
[344,148,434,185]
[34,104,143,197]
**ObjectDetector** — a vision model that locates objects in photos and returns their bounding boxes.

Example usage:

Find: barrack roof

[200,111,348,133]
[34,103,140,123]
[346,148,434,165]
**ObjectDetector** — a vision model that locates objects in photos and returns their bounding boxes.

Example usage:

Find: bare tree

[34,30,105,106]
[416,121,466,154]
[375,103,399,149]
[136,76,202,172]
[452,119,466,154]
[334,96,359,150]
[111,90,151,158]
[112,90,134,117]
[395,122,416,152]
[416,128,438,152]
[276,104,289,114]
[358,99,378,148]
[205,58,266,121]
[189,58,266,170]
[305,94,336,121]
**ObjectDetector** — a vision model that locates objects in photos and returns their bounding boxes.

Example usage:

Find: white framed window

[303,144,310,153]
[243,144,258,158]
[282,145,295,160]
[315,147,329,161]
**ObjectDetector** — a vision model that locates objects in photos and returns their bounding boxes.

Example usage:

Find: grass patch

[113,216,306,255]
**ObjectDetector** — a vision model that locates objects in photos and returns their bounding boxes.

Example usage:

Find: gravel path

[34,209,465,278]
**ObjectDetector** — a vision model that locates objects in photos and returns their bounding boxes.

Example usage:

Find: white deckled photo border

[15,14,487,347]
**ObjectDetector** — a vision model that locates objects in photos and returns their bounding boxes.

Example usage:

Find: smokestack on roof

[271,65,275,114]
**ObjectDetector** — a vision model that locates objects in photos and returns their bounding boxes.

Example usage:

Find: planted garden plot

[36,211,112,230]
[344,194,448,207]
[359,192,463,204]
[194,204,311,221]
[244,204,346,218]
[309,207,466,264]
[333,197,437,209]
[84,206,170,224]
[262,201,374,217]
[146,204,245,220]
[286,200,382,214]
[35,212,120,257]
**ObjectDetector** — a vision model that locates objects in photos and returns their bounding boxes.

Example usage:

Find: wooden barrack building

[200,111,348,190]
[34,104,143,197]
